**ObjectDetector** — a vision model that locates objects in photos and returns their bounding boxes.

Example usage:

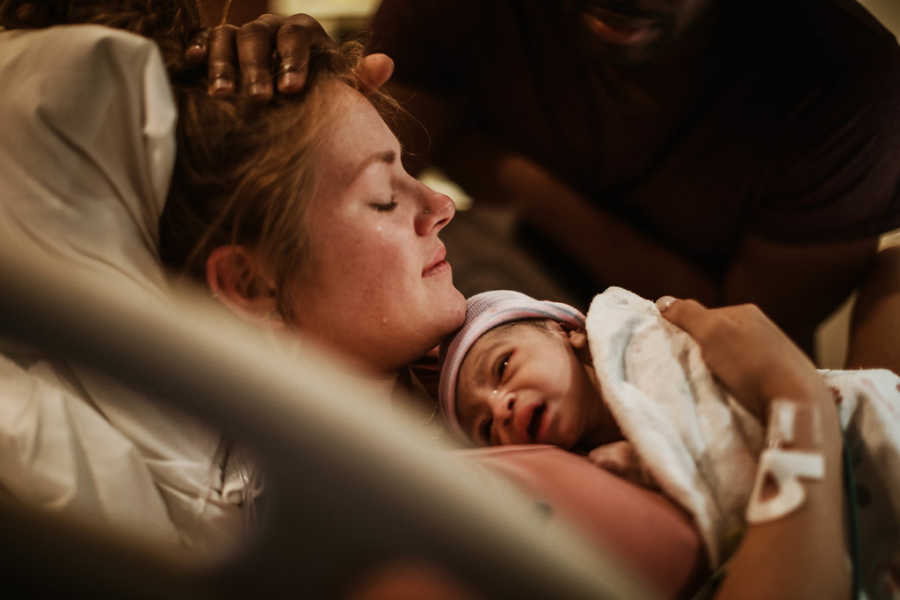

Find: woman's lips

[422,245,450,277]
[582,8,660,45]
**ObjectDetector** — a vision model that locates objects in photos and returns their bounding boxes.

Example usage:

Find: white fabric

[0,25,251,551]
[586,287,900,593]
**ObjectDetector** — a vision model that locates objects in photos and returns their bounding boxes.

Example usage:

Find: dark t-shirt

[370,0,900,276]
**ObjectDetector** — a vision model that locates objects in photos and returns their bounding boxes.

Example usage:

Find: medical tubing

[842,433,861,600]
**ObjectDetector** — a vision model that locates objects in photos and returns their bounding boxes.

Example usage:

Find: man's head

[562,0,717,65]
[440,291,610,448]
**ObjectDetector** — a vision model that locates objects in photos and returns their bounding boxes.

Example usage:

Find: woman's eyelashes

[369,197,397,212]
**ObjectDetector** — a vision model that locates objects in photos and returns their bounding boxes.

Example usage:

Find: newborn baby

[440,292,618,450]
[439,290,688,482]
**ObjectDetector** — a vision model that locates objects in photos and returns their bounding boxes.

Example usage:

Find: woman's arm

[659,298,850,600]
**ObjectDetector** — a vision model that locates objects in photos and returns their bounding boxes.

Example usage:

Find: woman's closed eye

[369,197,397,212]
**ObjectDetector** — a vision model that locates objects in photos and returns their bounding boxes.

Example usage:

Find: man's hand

[185,13,393,100]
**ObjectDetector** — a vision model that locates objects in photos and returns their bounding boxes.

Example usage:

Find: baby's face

[455,322,605,448]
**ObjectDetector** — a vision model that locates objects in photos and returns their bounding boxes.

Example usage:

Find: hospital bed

[0,24,702,598]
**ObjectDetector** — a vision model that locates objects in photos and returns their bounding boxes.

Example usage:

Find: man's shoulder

[819,0,898,45]
[785,0,898,71]
[727,0,898,74]
[732,0,900,130]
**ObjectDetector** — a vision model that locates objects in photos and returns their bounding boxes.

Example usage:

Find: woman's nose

[415,185,455,236]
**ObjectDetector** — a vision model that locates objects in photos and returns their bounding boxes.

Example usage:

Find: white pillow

[0,25,249,552]
[0,24,174,298]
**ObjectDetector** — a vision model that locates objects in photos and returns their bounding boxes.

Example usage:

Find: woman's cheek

[370,222,412,257]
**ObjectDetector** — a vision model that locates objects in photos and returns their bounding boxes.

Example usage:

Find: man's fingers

[276,14,334,94]
[358,53,395,91]
[185,29,209,66]
[237,13,283,101]
[202,12,382,100]
[207,24,238,96]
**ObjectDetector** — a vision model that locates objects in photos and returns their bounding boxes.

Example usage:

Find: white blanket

[586,287,900,592]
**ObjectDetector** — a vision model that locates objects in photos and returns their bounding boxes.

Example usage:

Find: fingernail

[248,82,271,98]
[655,296,677,312]
[279,71,302,91]
[209,77,233,96]
[185,44,204,61]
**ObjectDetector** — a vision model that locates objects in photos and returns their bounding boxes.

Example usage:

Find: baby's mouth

[527,403,546,442]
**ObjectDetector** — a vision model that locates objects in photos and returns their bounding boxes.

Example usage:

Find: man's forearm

[847,244,900,373]
[440,137,721,304]
[722,235,877,359]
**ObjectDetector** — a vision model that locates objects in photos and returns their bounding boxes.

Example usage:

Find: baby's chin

[569,435,595,454]
[559,404,608,451]
[547,414,584,451]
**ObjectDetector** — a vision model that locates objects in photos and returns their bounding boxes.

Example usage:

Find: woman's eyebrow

[350,149,396,183]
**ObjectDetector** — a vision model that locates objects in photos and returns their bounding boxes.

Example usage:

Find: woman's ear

[567,328,593,364]
[206,246,282,326]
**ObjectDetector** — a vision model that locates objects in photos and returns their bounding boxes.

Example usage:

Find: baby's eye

[495,352,511,381]
[369,198,397,212]
[479,417,494,446]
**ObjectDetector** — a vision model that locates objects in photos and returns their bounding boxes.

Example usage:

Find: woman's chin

[431,284,466,332]
[447,286,467,326]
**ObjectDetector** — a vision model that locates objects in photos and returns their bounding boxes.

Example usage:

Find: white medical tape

[746,399,825,524]
[770,398,796,444]
[746,448,825,523]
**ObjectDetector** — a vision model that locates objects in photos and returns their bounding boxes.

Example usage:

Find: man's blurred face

[564,0,716,65]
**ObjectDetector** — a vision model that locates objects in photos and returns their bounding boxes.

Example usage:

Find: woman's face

[291,81,465,372]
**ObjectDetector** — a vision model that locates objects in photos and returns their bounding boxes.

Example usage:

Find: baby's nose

[499,396,516,428]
